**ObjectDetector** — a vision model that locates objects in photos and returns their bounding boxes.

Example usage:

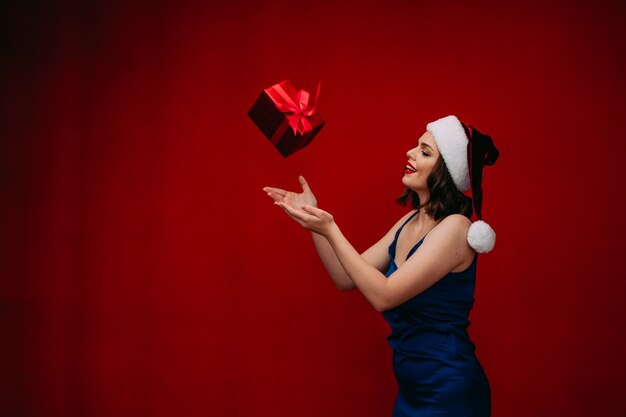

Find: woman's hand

[262,175,318,209]
[263,176,336,237]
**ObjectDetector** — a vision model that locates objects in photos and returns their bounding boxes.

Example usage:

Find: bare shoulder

[439,214,472,230]
[427,215,475,272]
[428,214,473,249]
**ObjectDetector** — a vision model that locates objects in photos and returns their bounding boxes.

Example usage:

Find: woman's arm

[265,177,442,303]
[276,201,468,312]
[324,214,471,311]
[311,231,354,291]
[310,210,418,291]
[324,224,390,310]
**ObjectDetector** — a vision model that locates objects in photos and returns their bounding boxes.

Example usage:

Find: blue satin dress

[383,211,491,417]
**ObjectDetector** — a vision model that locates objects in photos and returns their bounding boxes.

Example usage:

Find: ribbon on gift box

[264,80,321,135]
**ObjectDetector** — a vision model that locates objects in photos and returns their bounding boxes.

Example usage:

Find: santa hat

[426,115,500,253]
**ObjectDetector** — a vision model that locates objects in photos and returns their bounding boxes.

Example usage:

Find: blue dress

[383,211,491,417]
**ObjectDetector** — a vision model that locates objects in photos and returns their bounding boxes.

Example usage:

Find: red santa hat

[426,115,500,253]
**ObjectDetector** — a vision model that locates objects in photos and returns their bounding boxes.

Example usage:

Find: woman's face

[402,131,440,191]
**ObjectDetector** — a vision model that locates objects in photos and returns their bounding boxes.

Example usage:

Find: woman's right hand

[263,175,318,209]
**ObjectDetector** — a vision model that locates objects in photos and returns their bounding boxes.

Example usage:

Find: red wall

[2,1,625,416]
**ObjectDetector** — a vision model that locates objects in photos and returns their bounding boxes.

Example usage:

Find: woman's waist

[385,317,471,335]
[386,321,476,352]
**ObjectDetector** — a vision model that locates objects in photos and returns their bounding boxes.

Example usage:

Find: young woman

[262,115,499,417]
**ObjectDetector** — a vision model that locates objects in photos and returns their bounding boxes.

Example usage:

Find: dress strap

[394,210,419,239]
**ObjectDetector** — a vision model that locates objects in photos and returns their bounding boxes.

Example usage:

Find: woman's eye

[421,150,430,156]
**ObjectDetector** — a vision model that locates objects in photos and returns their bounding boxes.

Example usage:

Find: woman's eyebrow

[418,142,434,150]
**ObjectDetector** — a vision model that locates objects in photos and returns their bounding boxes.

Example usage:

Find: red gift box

[248,80,325,158]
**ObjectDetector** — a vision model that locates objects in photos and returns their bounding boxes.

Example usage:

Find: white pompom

[467,220,496,253]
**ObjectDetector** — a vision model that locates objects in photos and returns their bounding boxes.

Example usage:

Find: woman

[262,115,499,417]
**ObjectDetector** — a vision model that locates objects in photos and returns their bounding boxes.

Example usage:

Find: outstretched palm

[263,176,318,209]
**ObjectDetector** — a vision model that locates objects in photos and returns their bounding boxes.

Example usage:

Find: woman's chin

[401,176,421,191]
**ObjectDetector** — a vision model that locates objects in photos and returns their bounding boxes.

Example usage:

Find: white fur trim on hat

[467,220,496,253]
[426,115,471,192]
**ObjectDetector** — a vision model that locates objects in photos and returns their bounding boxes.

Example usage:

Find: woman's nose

[406,149,415,160]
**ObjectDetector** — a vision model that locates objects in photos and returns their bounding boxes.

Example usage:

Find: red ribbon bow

[264,80,321,135]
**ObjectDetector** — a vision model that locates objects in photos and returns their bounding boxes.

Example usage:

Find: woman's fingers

[301,204,326,218]
[275,203,308,227]
[298,176,312,193]
[265,191,284,203]
[275,202,314,222]
[262,187,288,197]
[276,204,301,224]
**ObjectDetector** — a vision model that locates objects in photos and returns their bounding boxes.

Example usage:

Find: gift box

[248,80,325,158]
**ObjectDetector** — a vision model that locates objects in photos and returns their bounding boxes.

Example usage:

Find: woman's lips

[404,168,416,175]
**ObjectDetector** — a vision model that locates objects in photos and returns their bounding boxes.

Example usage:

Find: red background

[2,1,626,416]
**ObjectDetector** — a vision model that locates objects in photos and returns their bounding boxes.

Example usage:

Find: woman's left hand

[274,201,336,237]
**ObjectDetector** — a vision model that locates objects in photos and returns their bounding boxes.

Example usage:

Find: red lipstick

[404,162,417,175]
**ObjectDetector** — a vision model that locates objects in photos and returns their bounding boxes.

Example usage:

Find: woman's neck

[413,208,439,230]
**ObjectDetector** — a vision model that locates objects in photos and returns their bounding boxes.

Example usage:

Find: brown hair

[395,155,473,221]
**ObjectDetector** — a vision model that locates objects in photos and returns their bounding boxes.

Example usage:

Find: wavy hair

[395,154,473,222]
